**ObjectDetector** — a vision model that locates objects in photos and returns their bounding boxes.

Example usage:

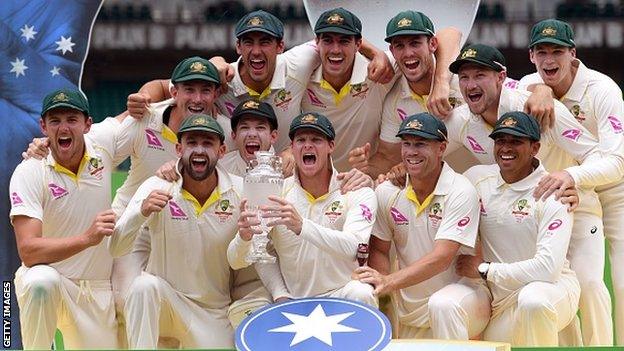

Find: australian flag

[0,1,102,348]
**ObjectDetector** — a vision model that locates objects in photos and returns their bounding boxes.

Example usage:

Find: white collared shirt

[10,136,117,280]
[374,162,479,327]
[301,52,397,171]
[112,164,242,309]
[464,162,576,317]
[216,42,320,153]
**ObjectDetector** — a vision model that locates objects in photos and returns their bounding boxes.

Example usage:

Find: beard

[180,149,218,181]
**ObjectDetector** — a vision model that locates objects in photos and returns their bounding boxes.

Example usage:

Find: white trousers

[14,265,117,350]
[320,280,378,308]
[124,272,234,349]
[565,211,613,345]
[398,279,491,340]
[483,275,580,346]
[597,181,624,345]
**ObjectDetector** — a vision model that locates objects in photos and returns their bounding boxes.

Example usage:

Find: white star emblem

[268,304,359,346]
[10,58,28,77]
[50,66,61,77]
[20,24,37,42]
[55,36,75,55]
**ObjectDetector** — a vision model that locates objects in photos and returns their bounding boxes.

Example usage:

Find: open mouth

[405,158,423,166]
[302,153,317,166]
[404,59,420,71]
[327,57,344,67]
[467,92,483,103]
[190,155,208,172]
[250,59,266,72]
[245,141,261,156]
[58,136,72,150]
[187,106,205,114]
[499,154,516,164]
[543,68,558,77]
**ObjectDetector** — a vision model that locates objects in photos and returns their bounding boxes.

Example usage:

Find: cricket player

[519,19,624,345]
[227,112,378,306]
[353,113,491,339]
[111,114,238,349]
[445,43,624,346]
[459,111,580,346]
[9,89,121,349]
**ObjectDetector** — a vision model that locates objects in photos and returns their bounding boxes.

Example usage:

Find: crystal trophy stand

[243,151,283,263]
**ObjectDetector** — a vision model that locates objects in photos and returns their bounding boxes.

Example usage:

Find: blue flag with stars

[0,1,102,348]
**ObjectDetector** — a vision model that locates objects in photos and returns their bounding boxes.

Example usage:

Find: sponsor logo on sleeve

[224,101,236,115]
[396,108,407,121]
[466,136,487,154]
[608,116,623,134]
[548,219,562,230]
[561,129,581,141]
[360,204,373,222]
[10,192,23,206]
[306,89,326,108]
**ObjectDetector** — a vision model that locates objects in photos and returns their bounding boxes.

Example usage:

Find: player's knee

[127,274,159,297]
[23,265,61,298]
[517,291,552,315]
[342,280,377,307]
[428,293,461,317]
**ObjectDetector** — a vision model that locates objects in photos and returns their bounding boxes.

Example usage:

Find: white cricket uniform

[9,136,119,350]
[373,163,491,339]
[464,163,580,346]
[301,53,396,171]
[445,85,621,345]
[521,60,624,345]
[228,168,378,306]
[111,165,241,349]
[216,42,320,153]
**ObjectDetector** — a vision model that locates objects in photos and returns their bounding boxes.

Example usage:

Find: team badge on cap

[326,13,344,25]
[242,100,260,109]
[236,297,391,351]
[301,114,318,123]
[501,117,517,127]
[405,120,423,130]
[541,27,557,36]
[53,92,69,102]
[397,17,412,28]
[461,48,477,59]
[192,117,207,125]
[189,62,207,73]
[248,16,263,26]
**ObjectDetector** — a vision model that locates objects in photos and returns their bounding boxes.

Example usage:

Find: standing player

[9,90,121,349]
[111,114,239,349]
[459,112,580,346]
[353,113,491,339]
[520,19,624,345]
[445,44,624,345]
[227,112,378,306]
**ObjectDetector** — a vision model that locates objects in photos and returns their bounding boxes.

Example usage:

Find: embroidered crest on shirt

[169,201,188,220]
[570,105,586,122]
[274,89,292,111]
[306,89,326,108]
[561,129,582,141]
[608,116,623,134]
[360,204,373,222]
[448,96,462,108]
[324,200,343,224]
[428,202,443,228]
[215,199,234,223]
[11,192,23,206]
[351,83,369,99]
[48,183,68,199]
[390,207,409,225]
[145,129,165,150]
[87,155,104,179]
[466,136,487,154]
[511,198,531,222]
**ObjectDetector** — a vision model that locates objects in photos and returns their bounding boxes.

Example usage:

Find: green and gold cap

[314,7,362,37]
[235,10,284,39]
[449,44,506,74]
[289,112,335,140]
[231,98,278,131]
[396,112,447,141]
[529,19,575,48]
[171,56,220,84]
[385,11,435,42]
[41,89,89,116]
[489,111,541,141]
[177,114,225,142]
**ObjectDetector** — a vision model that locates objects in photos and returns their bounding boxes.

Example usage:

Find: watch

[477,262,490,280]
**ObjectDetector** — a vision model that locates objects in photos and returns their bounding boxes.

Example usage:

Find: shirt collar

[45,138,96,181]
[404,162,455,196]
[495,158,546,191]
[230,56,287,98]
[562,59,588,103]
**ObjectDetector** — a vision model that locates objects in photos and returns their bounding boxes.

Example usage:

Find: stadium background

[84,0,621,349]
